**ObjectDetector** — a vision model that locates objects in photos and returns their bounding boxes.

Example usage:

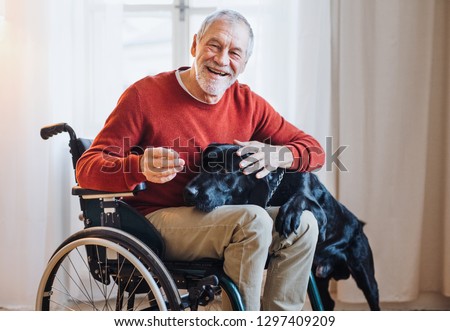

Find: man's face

[191,19,250,98]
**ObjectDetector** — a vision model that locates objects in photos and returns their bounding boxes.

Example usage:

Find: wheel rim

[36,237,167,311]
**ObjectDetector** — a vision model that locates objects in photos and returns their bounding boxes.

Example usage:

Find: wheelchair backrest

[40,123,166,257]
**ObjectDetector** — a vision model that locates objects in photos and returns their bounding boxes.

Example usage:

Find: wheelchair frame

[36,123,324,311]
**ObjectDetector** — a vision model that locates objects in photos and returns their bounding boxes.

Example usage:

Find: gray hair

[196,9,254,61]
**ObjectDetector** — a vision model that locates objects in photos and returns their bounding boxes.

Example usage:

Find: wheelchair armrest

[72,182,146,199]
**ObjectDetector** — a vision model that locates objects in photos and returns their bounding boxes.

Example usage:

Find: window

[121,0,217,87]
[87,0,220,132]
[84,0,329,141]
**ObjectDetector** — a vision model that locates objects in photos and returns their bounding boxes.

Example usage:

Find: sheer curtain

[220,0,335,187]
[331,0,450,308]
[0,0,61,309]
[0,0,120,309]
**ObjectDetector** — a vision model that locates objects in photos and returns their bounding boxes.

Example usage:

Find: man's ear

[191,34,198,57]
[248,177,270,208]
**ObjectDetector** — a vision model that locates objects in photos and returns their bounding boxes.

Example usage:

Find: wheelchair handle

[40,122,77,141]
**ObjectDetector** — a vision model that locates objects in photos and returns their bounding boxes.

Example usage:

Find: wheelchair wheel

[36,228,182,311]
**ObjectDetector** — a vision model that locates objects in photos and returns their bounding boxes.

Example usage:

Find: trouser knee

[222,205,273,310]
[298,210,319,248]
[239,205,273,250]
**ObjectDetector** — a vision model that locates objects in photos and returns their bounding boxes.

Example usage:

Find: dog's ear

[248,176,271,208]
[202,143,240,172]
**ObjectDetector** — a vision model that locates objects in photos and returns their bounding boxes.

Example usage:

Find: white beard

[194,60,237,96]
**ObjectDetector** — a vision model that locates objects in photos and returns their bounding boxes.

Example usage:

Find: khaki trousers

[146,205,318,311]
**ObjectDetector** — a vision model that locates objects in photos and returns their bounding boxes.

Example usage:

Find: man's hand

[234,140,294,179]
[140,147,185,184]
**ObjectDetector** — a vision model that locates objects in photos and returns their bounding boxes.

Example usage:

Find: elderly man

[77,9,324,310]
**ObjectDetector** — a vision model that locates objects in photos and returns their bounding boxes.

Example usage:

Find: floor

[3,291,449,311]
[197,291,450,311]
[324,292,450,311]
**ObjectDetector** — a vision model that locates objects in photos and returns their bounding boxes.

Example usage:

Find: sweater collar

[175,67,239,108]
[175,68,219,105]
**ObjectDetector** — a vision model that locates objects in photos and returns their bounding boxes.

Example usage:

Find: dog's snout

[183,185,199,205]
[185,185,198,197]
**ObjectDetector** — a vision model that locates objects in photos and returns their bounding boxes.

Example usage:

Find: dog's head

[184,143,283,212]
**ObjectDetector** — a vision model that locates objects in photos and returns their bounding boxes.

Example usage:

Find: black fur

[184,143,380,310]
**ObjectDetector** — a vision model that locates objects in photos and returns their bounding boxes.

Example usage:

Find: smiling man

[181,14,250,103]
[77,9,325,311]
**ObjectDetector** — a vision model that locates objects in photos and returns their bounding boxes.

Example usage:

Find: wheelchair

[35,123,324,311]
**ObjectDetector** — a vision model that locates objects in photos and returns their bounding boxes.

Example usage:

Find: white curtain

[0,0,58,309]
[0,0,120,309]
[331,0,450,308]
[218,0,335,188]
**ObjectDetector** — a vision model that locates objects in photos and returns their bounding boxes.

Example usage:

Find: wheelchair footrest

[187,275,219,311]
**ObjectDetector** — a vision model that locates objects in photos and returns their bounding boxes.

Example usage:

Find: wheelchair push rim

[36,237,169,311]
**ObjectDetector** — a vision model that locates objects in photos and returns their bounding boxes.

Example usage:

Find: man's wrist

[279,145,294,169]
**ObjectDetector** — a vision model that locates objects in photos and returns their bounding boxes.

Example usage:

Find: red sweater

[76,70,325,215]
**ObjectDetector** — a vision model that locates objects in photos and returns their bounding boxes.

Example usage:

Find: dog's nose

[183,185,199,205]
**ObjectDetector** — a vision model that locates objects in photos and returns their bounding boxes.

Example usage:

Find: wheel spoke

[36,235,175,310]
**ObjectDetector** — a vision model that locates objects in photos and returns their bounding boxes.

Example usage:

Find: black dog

[184,143,380,311]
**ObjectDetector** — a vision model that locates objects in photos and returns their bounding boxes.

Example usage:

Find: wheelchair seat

[36,123,323,311]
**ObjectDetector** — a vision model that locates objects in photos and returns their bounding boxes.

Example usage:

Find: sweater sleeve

[76,85,147,191]
[250,94,325,172]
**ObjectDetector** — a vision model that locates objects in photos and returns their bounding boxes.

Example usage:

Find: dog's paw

[275,203,304,238]
[315,264,333,278]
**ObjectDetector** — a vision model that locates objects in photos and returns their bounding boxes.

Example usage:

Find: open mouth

[207,67,230,77]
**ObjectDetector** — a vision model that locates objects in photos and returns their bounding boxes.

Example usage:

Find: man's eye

[231,51,241,58]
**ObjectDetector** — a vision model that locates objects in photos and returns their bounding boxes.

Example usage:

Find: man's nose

[214,50,230,66]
